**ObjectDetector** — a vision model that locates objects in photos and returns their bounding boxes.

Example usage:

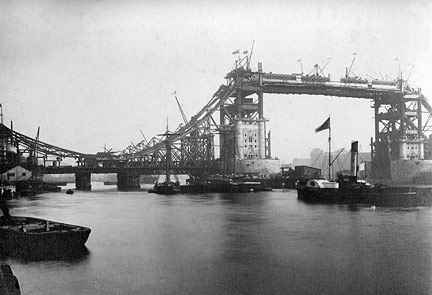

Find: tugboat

[296,174,430,207]
[296,118,432,207]
[150,174,181,195]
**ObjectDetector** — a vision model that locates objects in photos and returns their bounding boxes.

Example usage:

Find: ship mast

[165,117,170,188]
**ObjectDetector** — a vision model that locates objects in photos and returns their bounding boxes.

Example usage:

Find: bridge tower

[220,65,279,175]
[372,79,431,181]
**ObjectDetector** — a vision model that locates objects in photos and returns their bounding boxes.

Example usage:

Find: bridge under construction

[1,54,432,190]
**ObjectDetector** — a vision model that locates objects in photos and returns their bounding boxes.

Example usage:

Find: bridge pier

[117,172,140,191]
[75,172,92,191]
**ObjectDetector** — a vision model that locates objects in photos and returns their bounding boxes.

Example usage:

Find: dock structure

[1,55,431,188]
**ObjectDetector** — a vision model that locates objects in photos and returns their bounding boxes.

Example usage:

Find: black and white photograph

[0,1,431,294]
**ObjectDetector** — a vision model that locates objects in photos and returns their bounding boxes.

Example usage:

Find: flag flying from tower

[315,117,330,133]
[232,49,240,55]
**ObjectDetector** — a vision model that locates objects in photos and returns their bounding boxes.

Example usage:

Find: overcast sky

[1,0,431,163]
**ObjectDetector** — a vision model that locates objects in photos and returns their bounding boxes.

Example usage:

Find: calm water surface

[2,183,432,294]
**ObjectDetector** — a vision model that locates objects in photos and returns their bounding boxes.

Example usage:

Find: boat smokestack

[351,141,359,176]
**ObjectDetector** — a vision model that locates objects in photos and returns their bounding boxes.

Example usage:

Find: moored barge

[0,216,91,258]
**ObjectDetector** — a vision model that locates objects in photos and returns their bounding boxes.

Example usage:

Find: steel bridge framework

[1,59,431,183]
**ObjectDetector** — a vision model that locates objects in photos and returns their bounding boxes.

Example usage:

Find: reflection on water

[1,246,90,262]
[1,185,432,294]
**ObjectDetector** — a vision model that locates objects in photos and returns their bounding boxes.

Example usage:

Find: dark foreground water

[2,183,432,294]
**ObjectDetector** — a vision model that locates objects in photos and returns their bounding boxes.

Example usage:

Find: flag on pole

[315,117,330,133]
[297,58,302,62]
[232,49,240,55]
[171,91,176,95]
[243,50,248,54]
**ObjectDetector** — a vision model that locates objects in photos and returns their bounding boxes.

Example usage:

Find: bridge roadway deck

[238,70,427,104]
[43,166,205,175]
[261,84,402,100]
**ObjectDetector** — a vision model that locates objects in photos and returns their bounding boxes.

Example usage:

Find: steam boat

[297,176,432,207]
[149,174,181,195]
[296,118,432,207]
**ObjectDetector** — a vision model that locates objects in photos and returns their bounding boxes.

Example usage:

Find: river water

[2,183,432,294]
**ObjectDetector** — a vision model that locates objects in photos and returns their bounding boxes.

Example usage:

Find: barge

[0,216,91,258]
[181,177,272,193]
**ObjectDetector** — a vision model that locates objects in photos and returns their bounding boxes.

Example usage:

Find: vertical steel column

[418,101,424,159]
[399,99,407,160]
[258,91,264,119]
[374,102,380,153]
[399,99,406,137]
[219,107,226,163]
[236,89,243,116]
[258,91,265,159]
[418,100,423,138]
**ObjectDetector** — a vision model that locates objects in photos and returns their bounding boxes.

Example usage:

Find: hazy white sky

[1,0,431,162]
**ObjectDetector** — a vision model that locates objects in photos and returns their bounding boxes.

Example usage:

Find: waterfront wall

[347,160,432,185]
[390,160,432,184]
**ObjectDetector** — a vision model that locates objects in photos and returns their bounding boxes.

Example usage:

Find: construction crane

[173,92,188,125]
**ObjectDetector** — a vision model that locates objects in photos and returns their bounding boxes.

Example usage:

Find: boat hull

[297,186,432,207]
[0,216,91,258]
[149,182,181,195]
[181,179,272,194]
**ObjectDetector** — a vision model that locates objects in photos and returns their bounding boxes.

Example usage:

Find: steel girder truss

[0,123,89,164]
[123,121,217,173]
[3,63,432,178]
[374,84,432,162]
[119,82,236,174]
[0,78,236,174]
